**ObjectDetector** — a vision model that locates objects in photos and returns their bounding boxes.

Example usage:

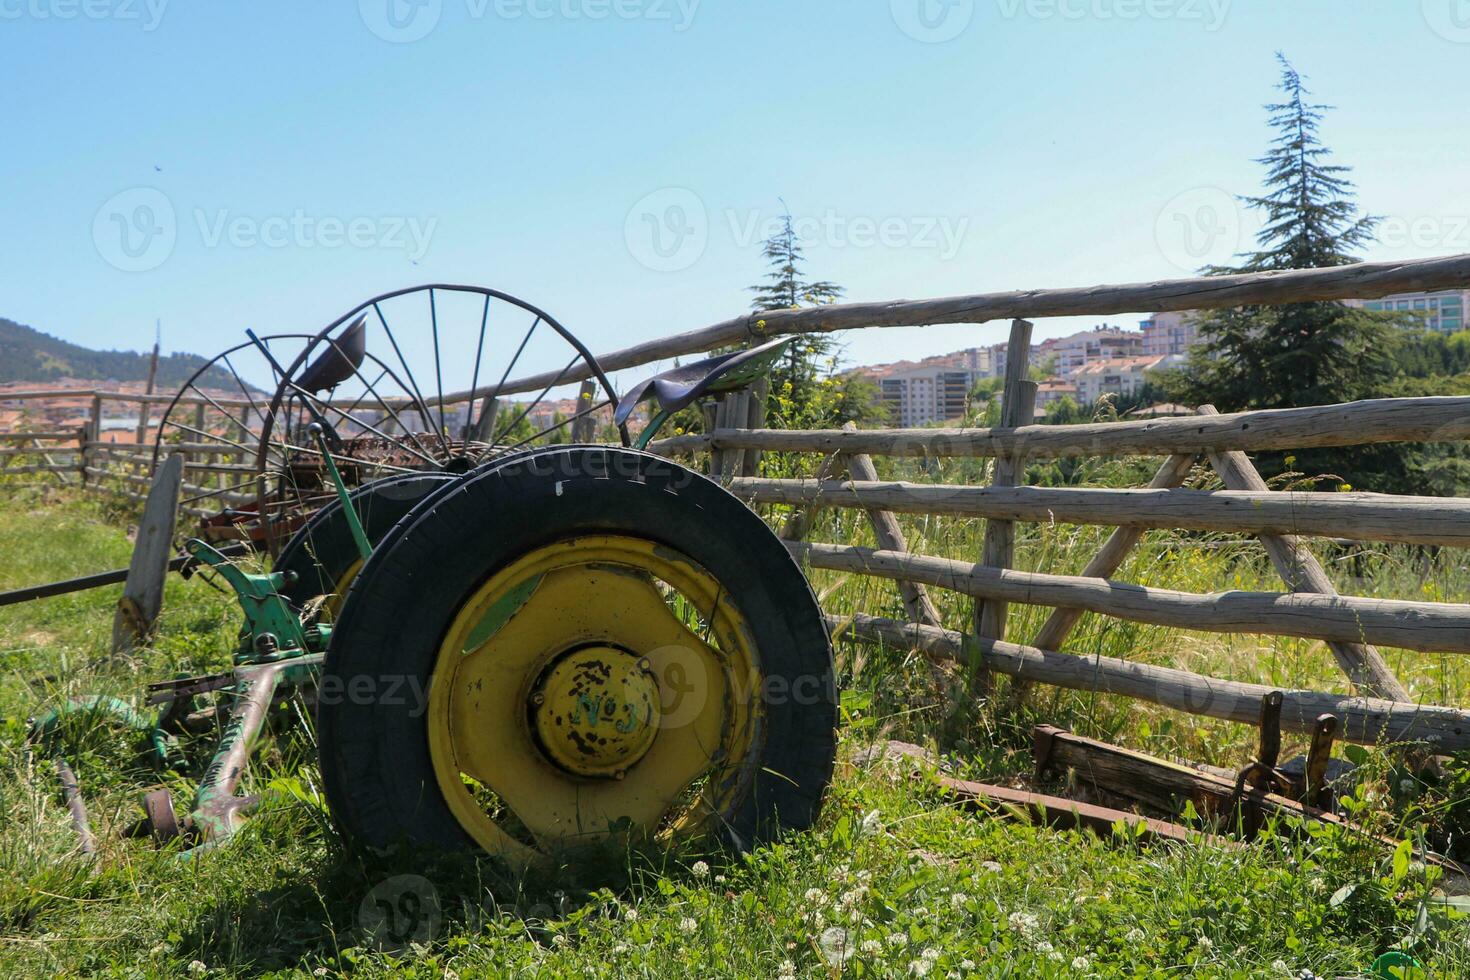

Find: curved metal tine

[429,287,447,439]
[462,294,491,442]
[492,352,582,447]
[284,382,442,469]
[373,301,451,460]
[499,398,614,454]
[181,479,258,506]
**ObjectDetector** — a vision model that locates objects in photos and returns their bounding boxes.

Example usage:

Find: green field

[2,474,1468,979]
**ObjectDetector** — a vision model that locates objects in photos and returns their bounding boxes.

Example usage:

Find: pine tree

[1172,54,1397,413]
[748,210,845,426]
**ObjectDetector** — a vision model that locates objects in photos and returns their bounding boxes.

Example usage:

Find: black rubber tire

[273,473,459,611]
[317,447,837,855]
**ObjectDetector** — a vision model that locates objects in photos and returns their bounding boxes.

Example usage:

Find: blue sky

[2,0,1467,393]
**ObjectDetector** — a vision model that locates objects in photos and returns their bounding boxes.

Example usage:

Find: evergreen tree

[747,209,884,428]
[1171,54,1398,413]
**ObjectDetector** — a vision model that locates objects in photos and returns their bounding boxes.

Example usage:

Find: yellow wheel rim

[324,557,364,619]
[426,535,762,864]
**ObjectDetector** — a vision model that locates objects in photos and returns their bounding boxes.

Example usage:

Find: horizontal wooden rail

[481,253,1470,399]
[732,479,1470,547]
[793,542,1470,654]
[0,430,84,442]
[830,613,1470,751]
[654,397,1470,459]
[1,464,81,476]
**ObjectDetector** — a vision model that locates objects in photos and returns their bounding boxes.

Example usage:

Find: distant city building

[1070,354,1184,404]
[1349,289,1470,333]
[1034,379,1079,414]
[1038,326,1145,375]
[1139,311,1202,357]
[859,348,1000,427]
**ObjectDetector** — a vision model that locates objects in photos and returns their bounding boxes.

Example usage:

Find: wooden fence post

[1197,405,1410,702]
[571,379,599,443]
[973,319,1036,693]
[111,453,183,656]
[473,396,500,444]
[741,378,769,477]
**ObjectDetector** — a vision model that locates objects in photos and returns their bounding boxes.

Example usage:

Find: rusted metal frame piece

[1305,714,1340,808]
[1030,725,1470,881]
[973,318,1036,696]
[1197,404,1410,702]
[935,774,1199,846]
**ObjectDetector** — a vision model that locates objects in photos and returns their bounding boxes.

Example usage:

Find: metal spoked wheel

[253,285,628,554]
[318,447,837,865]
[150,334,318,542]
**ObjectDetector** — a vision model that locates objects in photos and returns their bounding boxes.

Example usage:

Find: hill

[0,317,236,390]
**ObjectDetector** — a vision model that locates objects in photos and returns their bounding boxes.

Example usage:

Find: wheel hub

[529,645,661,779]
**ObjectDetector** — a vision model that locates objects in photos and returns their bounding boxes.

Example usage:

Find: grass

[2,473,1469,978]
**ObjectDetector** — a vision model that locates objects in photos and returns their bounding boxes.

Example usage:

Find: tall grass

[2,477,1468,977]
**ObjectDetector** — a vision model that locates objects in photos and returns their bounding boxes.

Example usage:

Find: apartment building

[863,347,1000,427]
[1139,311,1202,356]
[1349,289,1469,333]
[1070,354,1184,404]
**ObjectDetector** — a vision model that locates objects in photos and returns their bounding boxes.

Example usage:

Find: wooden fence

[6,251,1470,748]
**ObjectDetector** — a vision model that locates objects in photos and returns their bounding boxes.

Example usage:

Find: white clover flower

[950,892,969,908]
[820,926,854,965]
[1071,956,1090,971]
[1046,949,1064,962]
[804,887,828,906]
[551,934,569,948]
[187,963,207,977]
[1198,936,1213,951]
[777,960,796,978]
[839,887,868,908]
[1125,928,1145,943]
[908,959,934,976]
[678,917,698,935]
[623,908,638,922]
[804,909,826,929]
[1271,962,1290,975]
[921,947,940,961]
[714,874,727,884]
[861,939,883,955]
[860,809,883,837]
[980,861,1003,873]
[961,960,975,970]
[1007,911,1039,936]
[886,932,909,948]
[1034,941,1054,955]
[691,860,710,877]
[612,944,629,955]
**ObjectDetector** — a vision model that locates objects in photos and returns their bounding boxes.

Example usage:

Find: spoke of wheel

[374,301,450,459]
[168,421,257,457]
[492,352,581,447]
[186,384,262,451]
[463,294,491,442]
[476,315,541,436]
[286,384,442,469]
[220,353,272,431]
[429,287,447,439]
[331,354,441,464]
[270,435,422,476]
[499,399,613,454]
